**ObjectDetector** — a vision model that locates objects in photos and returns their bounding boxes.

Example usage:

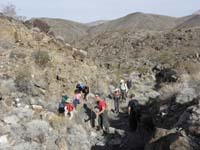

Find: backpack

[58,102,65,113]
[66,103,74,112]
[62,95,69,103]
[76,83,85,91]
[79,83,85,89]
[127,80,132,89]
[120,83,126,91]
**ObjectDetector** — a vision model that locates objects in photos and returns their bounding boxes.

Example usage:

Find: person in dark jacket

[76,83,89,101]
[128,94,140,131]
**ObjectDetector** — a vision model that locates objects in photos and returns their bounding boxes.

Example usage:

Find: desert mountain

[193,10,200,15]
[1,11,200,150]
[88,12,177,35]
[29,18,89,44]
[175,15,200,29]
[86,20,108,27]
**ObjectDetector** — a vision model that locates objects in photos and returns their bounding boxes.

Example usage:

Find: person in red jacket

[95,93,110,134]
[64,100,75,120]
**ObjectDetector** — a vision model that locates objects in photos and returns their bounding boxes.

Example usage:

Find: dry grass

[15,66,31,93]
[49,114,69,130]
[34,50,50,68]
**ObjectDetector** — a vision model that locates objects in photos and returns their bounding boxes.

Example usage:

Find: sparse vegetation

[9,51,26,59]
[32,19,50,33]
[0,3,26,21]
[15,66,32,93]
[137,66,149,74]
[49,114,68,130]
[34,50,50,67]
[0,3,16,18]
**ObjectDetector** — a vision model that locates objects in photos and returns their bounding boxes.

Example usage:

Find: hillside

[86,20,108,27]
[31,18,89,44]
[1,12,200,150]
[193,10,200,15]
[175,15,200,29]
[0,15,118,150]
[88,12,177,35]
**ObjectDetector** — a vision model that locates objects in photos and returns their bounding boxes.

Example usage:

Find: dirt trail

[90,99,153,150]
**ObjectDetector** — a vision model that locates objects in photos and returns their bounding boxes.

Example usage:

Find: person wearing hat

[95,93,110,134]
[113,88,121,114]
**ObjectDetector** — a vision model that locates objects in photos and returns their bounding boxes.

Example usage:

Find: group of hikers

[58,79,141,135]
[58,82,89,119]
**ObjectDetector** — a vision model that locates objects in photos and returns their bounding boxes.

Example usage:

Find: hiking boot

[96,126,101,131]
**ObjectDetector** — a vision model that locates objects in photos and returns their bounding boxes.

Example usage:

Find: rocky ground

[0,14,200,150]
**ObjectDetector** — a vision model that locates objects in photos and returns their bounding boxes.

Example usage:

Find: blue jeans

[73,99,80,109]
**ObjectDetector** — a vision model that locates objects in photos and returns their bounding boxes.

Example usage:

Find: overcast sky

[0,0,199,23]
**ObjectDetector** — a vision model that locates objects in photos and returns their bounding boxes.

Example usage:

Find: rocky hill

[86,20,108,27]
[88,12,177,35]
[193,10,200,15]
[0,12,200,150]
[0,15,114,149]
[175,15,200,29]
[28,18,89,44]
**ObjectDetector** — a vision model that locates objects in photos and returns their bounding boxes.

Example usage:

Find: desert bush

[34,50,50,67]
[31,27,40,33]
[56,36,65,44]
[0,40,13,49]
[49,114,68,130]
[15,66,32,93]
[9,51,26,59]
[33,32,44,41]
[47,30,55,37]
[32,19,50,33]
[0,3,16,18]
[176,61,200,75]
[137,66,149,74]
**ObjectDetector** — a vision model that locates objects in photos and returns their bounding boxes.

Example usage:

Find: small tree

[1,3,16,17]
[0,3,26,21]
[33,19,50,33]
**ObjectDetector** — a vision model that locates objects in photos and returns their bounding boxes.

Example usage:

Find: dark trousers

[114,97,120,113]
[129,112,137,131]
[83,92,89,100]
[73,99,80,109]
[121,90,126,101]
[98,110,110,133]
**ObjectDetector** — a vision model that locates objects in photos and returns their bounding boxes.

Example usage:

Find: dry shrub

[176,61,200,75]
[47,30,55,37]
[15,66,32,93]
[49,114,68,130]
[33,32,44,41]
[137,66,149,74]
[32,19,50,33]
[56,36,65,44]
[159,82,183,100]
[9,51,26,59]
[34,50,50,67]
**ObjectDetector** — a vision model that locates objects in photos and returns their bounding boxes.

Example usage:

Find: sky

[0,0,199,23]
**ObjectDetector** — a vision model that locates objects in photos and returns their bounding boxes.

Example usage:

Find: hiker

[120,79,128,102]
[128,94,140,131]
[58,94,74,120]
[58,94,69,114]
[113,88,121,114]
[76,82,89,100]
[73,89,82,109]
[95,93,110,134]
[65,100,75,120]
[126,79,132,90]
